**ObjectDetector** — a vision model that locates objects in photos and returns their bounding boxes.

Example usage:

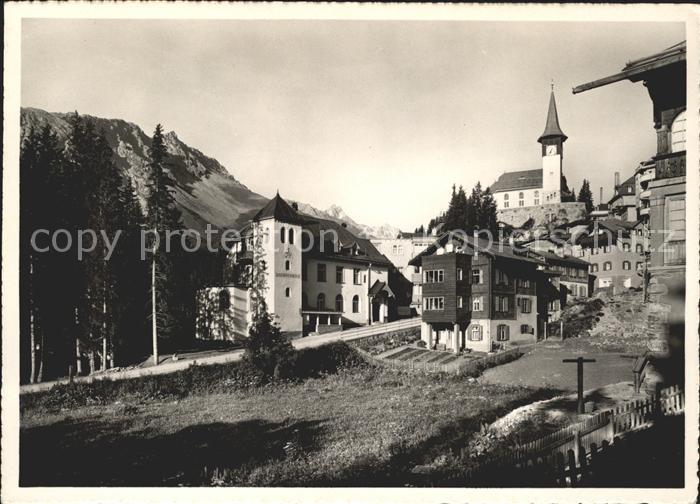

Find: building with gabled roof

[197,193,399,341]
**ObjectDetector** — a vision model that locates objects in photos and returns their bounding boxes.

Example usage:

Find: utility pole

[563,357,596,413]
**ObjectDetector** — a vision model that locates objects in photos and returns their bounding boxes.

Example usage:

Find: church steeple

[538,90,568,144]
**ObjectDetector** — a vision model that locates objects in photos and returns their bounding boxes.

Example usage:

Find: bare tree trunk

[88,350,95,375]
[102,296,108,370]
[152,252,158,366]
[76,336,82,375]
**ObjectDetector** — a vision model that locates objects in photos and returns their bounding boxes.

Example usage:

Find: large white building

[196,193,396,340]
[490,90,570,209]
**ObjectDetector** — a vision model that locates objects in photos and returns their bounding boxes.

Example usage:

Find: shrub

[243,306,296,379]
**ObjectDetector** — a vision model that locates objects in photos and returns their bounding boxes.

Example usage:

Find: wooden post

[563,357,597,413]
[560,320,564,339]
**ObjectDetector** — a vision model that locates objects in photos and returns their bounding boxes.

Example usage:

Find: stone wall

[497,202,587,229]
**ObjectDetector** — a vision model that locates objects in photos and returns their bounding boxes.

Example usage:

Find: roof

[530,249,590,267]
[573,41,686,94]
[538,91,567,143]
[490,169,542,193]
[252,192,312,225]
[302,216,393,268]
[368,280,394,298]
[408,232,542,267]
[609,174,636,204]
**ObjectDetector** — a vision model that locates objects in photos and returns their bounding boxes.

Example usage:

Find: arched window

[636,244,644,254]
[317,293,326,310]
[603,261,612,271]
[534,190,539,197]
[352,295,360,313]
[504,194,509,200]
[288,228,294,245]
[335,294,344,312]
[622,261,631,270]
[218,289,231,311]
[591,264,599,273]
[671,110,686,153]
[623,243,630,252]
[519,192,524,199]
[285,260,291,271]
[280,226,286,243]
[302,292,308,308]
[285,287,291,298]
[636,262,643,270]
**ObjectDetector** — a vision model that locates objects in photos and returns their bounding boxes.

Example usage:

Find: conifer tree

[577,179,594,214]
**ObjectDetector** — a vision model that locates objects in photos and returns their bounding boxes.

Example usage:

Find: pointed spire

[538,90,567,143]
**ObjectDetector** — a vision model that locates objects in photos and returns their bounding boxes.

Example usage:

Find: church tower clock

[538,88,567,204]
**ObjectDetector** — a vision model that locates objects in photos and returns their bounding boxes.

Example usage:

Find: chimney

[599,187,603,205]
[614,171,620,188]
[291,202,299,211]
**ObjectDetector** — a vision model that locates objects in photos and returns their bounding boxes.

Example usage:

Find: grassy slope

[21,365,553,487]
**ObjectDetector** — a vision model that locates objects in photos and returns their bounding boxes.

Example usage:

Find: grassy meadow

[20,343,555,486]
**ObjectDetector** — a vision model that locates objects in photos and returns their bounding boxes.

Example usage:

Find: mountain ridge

[20,107,400,238]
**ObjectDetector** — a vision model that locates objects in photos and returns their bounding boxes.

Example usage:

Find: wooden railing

[461,385,684,487]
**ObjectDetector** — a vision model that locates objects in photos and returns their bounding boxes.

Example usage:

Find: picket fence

[461,384,685,486]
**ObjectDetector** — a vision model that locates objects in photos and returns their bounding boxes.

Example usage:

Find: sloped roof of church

[538,91,567,143]
[252,192,310,225]
[490,169,542,193]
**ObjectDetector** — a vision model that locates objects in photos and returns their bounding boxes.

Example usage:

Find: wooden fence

[462,385,685,486]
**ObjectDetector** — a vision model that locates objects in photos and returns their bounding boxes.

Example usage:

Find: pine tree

[577,179,594,214]
[145,124,184,362]
[479,187,499,237]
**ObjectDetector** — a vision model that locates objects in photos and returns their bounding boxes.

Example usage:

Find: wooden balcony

[654,151,685,180]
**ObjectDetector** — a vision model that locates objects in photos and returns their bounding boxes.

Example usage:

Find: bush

[458,350,523,378]
[243,307,296,379]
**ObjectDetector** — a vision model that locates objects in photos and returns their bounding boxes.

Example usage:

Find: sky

[21,19,685,230]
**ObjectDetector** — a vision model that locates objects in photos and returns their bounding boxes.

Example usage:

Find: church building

[490,90,571,210]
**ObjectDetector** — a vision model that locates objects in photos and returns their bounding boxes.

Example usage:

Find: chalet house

[196,193,395,341]
[574,41,686,295]
[525,249,591,299]
[408,234,558,353]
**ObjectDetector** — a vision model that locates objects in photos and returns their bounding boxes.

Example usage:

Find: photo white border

[3,2,699,503]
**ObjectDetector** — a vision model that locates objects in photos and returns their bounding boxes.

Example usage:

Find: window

[424,269,445,283]
[398,245,404,255]
[519,192,524,199]
[218,290,231,311]
[457,268,463,281]
[285,287,291,298]
[504,201,510,208]
[521,324,534,334]
[578,248,585,257]
[289,228,294,245]
[472,295,483,311]
[469,325,483,341]
[423,297,445,311]
[335,294,343,312]
[496,324,510,341]
[603,261,612,271]
[280,226,286,244]
[504,194,509,200]
[534,190,539,206]
[622,261,631,270]
[671,110,686,153]
[519,200,524,207]
[636,244,644,254]
[353,268,362,285]
[602,245,610,253]
[578,268,586,278]
[592,248,598,255]
[317,293,326,310]
[392,245,398,254]
[472,269,483,284]
[591,264,599,273]
[317,263,326,282]
[495,269,509,285]
[352,295,360,313]
[534,198,540,206]
[495,295,509,312]
[458,296,464,308]
[336,266,344,283]
[285,260,291,271]
[623,243,630,252]
[518,297,532,313]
